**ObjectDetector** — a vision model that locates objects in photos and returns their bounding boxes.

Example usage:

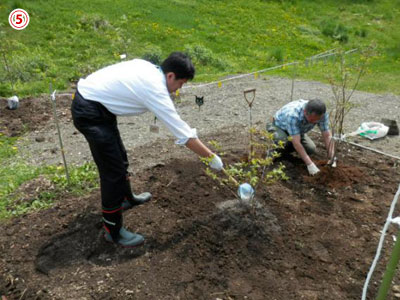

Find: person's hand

[209,154,223,171]
[307,162,320,176]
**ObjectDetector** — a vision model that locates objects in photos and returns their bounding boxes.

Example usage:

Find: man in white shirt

[71,52,223,247]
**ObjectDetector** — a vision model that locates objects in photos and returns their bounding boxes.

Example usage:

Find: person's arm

[291,135,313,166]
[139,76,198,144]
[322,130,334,159]
[185,138,213,157]
[292,135,319,175]
[140,80,222,169]
[319,113,334,159]
[185,138,223,170]
[285,112,312,166]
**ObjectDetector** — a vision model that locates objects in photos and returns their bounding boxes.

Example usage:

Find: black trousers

[71,91,133,240]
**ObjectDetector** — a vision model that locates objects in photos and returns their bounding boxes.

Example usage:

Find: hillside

[1,0,400,96]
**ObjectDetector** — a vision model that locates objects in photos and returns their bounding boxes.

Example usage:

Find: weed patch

[0,135,99,219]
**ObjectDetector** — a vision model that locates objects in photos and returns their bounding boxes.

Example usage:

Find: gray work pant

[266,122,316,155]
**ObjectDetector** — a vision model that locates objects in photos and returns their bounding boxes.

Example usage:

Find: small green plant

[78,14,110,31]
[208,140,226,156]
[202,128,288,207]
[184,44,228,70]
[355,28,368,38]
[141,45,163,65]
[320,19,349,43]
[387,43,400,61]
[8,190,56,217]
[46,162,99,193]
[0,133,19,159]
[268,47,285,63]
[0,161,99,219]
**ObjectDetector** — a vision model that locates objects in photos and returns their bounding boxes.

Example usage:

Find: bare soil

[1,77,400,299]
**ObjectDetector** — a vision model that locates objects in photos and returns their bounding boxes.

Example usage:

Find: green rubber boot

[122,192,152,211]
[104,227,144,247]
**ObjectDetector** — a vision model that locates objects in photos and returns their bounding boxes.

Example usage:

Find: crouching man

[267,99,334,176]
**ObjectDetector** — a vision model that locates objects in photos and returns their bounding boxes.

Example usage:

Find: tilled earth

[1,76,400,299]
[1,132,400,299]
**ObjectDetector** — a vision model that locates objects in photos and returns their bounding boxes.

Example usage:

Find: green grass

[0,138,99,219]
[0,0,399,96]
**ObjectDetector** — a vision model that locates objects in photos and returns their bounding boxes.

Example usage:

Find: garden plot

[1,75,400,299]
[1,128,400,299]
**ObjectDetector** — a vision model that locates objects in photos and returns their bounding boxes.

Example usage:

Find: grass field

[0,0,399,97]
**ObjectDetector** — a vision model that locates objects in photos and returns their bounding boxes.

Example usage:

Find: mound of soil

[1,136,399,299]
[0,95,72,137]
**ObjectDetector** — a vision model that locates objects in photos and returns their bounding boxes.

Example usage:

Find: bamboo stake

[50,85,71,185]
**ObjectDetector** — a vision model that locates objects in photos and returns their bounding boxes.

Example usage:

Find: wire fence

[181,48,358,90]
[56,48,358,96]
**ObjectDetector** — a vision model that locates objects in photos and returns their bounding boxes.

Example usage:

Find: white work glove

[307,163,320,176]
[209,154,223,171]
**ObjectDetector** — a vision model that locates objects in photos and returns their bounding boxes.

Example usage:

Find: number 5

[16,14,23,24]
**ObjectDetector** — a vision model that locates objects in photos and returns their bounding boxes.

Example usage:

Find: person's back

[77,59,166,116]
[274,99,308,135]
[267,99,333,176]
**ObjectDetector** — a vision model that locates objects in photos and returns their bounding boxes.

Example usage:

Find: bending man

[71,52,223,247]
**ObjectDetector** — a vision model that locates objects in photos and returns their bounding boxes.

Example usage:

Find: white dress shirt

[77,59,197,144]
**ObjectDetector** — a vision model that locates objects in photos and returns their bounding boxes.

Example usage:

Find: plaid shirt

[274,99,329,136]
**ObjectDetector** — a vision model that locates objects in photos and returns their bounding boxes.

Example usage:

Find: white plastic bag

[357,122,389,140]
[7,95,19,110]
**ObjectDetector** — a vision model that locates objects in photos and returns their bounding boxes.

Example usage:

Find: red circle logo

[9,9,30,30]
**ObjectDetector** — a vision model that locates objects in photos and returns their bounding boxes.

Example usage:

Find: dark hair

[305,99,326,115]
[161,52,195,80]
